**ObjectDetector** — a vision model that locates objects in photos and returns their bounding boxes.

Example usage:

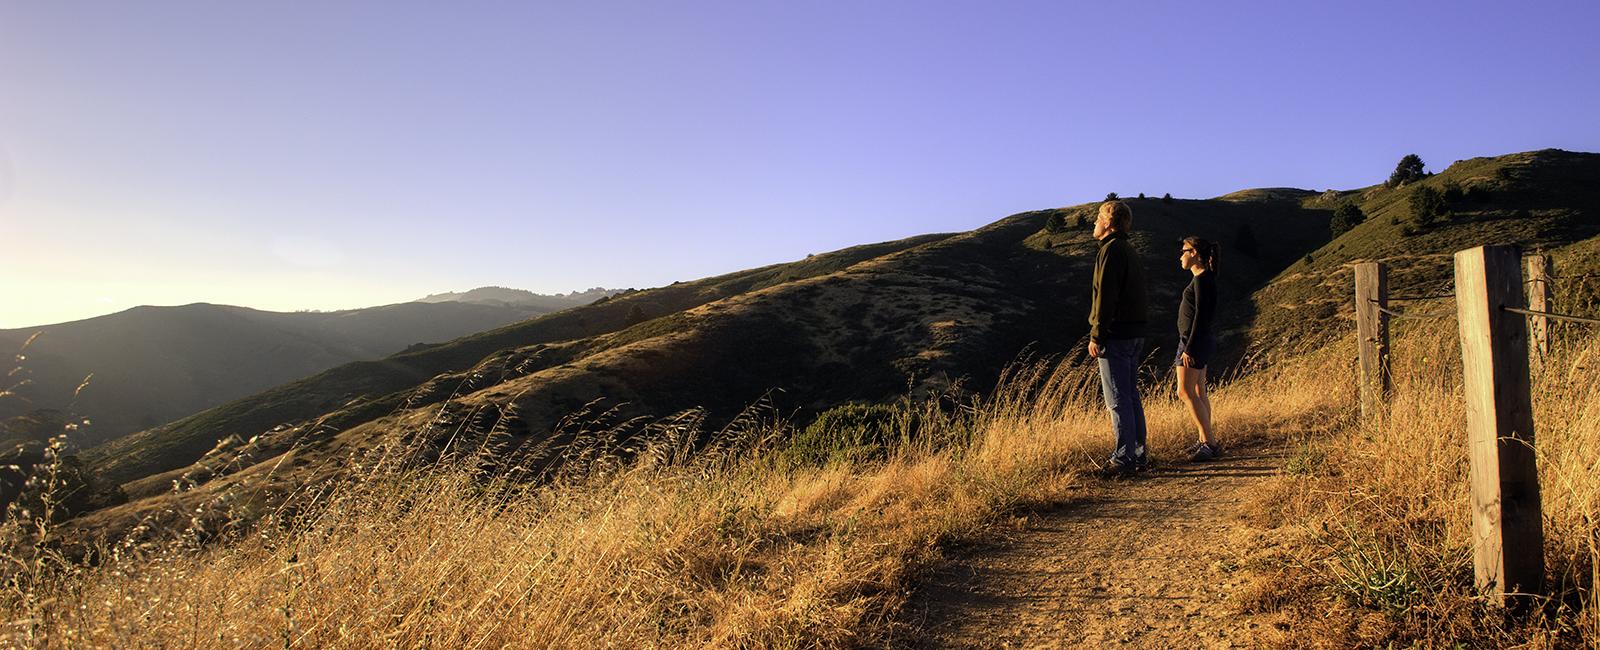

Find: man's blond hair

[1099,200,1133,231]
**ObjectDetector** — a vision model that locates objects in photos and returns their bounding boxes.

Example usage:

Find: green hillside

[1246,148,1600,355]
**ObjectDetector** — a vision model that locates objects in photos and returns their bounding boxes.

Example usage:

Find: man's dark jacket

[1089,232,1148,343]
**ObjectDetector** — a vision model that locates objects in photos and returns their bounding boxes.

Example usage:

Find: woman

[1176,237,1220,461]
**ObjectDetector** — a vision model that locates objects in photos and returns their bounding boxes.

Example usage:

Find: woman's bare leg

[1175,367,1196,427]
[1177,365,1215,446]
[1194,368,1215,446]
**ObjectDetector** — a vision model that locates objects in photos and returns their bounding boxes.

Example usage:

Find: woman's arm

[1184,277,1206,342]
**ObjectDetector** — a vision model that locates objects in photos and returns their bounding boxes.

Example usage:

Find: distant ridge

[0,300,558,448]
[416,286,618,310]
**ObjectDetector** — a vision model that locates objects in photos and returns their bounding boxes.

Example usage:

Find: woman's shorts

[1175,335,1215,370]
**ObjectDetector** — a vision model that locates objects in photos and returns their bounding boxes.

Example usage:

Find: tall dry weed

[0,327,1459,647]
[0,353,1169,647]
[1249,314,1600,647]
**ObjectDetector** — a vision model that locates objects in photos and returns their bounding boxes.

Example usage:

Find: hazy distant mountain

[416,286,617,310]
[0,300,559,448]
[69,149,1600,543]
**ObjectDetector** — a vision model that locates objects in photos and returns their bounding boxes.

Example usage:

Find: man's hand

[1180,352,1194,368]
[1088,341,1102,359]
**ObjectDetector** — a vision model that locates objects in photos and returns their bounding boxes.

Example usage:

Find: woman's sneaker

[1188,442,1219,462]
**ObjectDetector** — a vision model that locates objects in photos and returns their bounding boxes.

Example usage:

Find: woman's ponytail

[1183,236,1220,272]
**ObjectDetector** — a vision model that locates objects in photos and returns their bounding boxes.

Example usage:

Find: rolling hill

[75,196,1331,523]
[61,149,1600,542]
[0,299,574,448]
[1245,148,1600,355]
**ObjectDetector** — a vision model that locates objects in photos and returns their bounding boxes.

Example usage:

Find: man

[1088,200,1149,476]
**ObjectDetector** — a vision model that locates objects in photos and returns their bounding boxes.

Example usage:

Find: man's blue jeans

[1096,337,1147,467]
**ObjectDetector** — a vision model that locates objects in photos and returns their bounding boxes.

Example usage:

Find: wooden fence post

[1354,262,1390,420]
[1454,245,1544,608]
[1527,255,1552,375]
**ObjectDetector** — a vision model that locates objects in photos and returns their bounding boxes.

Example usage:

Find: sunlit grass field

[3,321,1596,647]
[1245,320,1600,647]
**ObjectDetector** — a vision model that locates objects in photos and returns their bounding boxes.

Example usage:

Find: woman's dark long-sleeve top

[1176,270,1217,343]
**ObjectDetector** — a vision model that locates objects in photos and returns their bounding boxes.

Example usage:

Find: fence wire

[1373,304,1456,321]
[1525,272,1600,284]
[1503,306,1600,326]
[1364,299,1599,325]
[1388,293,1455,302]
[1369,297,1459,321]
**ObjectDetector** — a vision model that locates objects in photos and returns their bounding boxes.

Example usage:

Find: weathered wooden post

[1354,262,1390,420]
[1526,254,1552,375]
[1454,245,1544,608]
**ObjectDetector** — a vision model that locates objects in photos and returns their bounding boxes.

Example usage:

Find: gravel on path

[904,447,1287,649]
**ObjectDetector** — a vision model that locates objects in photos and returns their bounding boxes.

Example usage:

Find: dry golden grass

[1245,319,1600,648]
[3,320,1593,647]
[0,359,1105,648]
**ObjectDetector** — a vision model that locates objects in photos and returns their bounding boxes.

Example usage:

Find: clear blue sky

[2,1,1597,328]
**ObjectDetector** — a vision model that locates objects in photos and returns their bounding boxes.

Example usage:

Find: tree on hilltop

[1105,192,1119,201]
[1388,154,1426,187]
[1330,202,1366,239]
[1161,193,1173,203]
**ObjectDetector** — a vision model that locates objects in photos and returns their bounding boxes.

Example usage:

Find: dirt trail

[906,446,1285,649]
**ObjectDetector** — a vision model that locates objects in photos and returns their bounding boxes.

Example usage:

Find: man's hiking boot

[1100,461,1135,479]
[1100,458,1149,478]
[1187,442,1220,462]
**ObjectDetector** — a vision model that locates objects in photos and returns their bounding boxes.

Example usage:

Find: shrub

[1326,525,1431,615]
[1387,154,1426,187]
[1408,186,1446,228]
[1161,193,1173,203]
[1137,192,1145,199]
[1284,437,1327,476]
[1104,192,1119,201]
[1465,185,1491,203]
[1330,202,1366,239]
[1044,212,1066,233]
[783,402,919,467]
[1441,182,1463,203]
[625,305,648,326]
